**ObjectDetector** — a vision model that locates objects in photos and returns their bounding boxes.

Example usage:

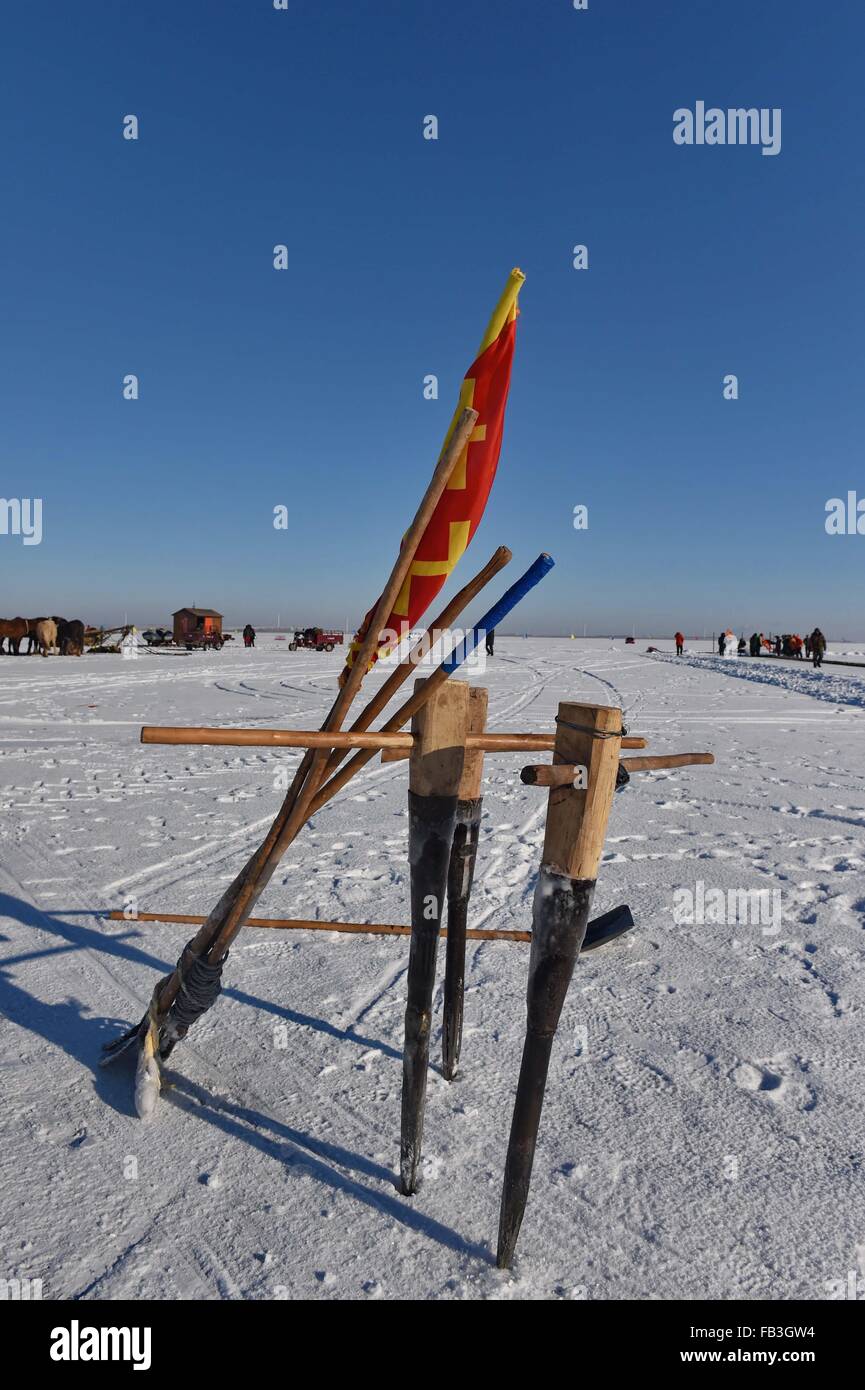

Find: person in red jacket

[674,631,685,656]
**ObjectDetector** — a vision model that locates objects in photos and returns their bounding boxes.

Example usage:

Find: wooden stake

[520,752,713,785]
[497,701,621,1268]
[442,686,488,1080]
[400,679,469,1195]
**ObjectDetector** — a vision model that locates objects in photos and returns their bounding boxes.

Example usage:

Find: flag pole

[165,410,478,1012]
[106,408,477,1107]
[104,265,528,1118]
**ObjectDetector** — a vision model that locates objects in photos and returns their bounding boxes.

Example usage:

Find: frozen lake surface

[1,636,863,1300]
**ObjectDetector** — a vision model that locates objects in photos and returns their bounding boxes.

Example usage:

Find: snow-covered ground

[1,637,864,1300]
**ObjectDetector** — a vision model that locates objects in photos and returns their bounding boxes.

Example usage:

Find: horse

[57,618,85,656]
[23,618,47,654]
[34,618,58,656]
[0,617,27,654]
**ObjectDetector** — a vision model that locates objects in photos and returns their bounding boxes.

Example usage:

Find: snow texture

[1,636,863,1300]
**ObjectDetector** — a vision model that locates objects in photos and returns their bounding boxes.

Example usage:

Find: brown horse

[0,618,27,654]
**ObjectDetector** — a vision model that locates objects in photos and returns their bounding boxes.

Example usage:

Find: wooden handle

[108,910,531,943]
[337,407,478,693]
[521,752,714,786]
[521,763,585,787]
[140,726,644,753]
[141,726,416,749]
[620,753,714,773]
[339,547,511,751]
[380,733,647,763]
[197,407,483,971]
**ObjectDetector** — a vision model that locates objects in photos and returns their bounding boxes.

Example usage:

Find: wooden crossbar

[140,726,647,752]
[108,910,531,943]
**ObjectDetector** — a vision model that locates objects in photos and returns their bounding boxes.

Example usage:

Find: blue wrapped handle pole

[442,553,555,674]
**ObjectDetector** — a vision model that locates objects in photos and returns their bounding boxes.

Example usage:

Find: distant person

[485,627,495,657]
[774,635,782,656]
[718,633,726,656]
[749,632,761,657]
[810,628,826,668]
[737,636,747,655]
[243,624,256,648]
[674,631,684,656]
[804,634,812,659]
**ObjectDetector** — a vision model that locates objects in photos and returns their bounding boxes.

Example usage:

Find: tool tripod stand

[117,685,712,1266]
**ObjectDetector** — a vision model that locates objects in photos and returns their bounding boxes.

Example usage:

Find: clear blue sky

[1,0,863,636]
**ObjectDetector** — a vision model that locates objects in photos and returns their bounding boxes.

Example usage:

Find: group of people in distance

[242,624,256,648]
[717,629,826,667]
[673,629,827,668]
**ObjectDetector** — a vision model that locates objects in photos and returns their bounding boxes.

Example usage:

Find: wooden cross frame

[123,686,715,1264]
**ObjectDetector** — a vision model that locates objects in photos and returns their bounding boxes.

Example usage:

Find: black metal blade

[580,903,634,952]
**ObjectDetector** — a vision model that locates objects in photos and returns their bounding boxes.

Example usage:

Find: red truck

[288,627,344,653]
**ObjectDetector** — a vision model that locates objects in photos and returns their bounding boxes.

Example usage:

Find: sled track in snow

[96,748,415,905]
[561,657,647,730]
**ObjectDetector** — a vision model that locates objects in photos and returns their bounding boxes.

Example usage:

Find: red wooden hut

[172,607,223,647]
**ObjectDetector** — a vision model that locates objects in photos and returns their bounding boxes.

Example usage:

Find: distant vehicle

[288,627,344,652]
[184,630,224,651]
[143,628,173,646]
[625,636,635,645]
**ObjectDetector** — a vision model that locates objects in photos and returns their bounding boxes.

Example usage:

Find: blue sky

[1,0,863,635]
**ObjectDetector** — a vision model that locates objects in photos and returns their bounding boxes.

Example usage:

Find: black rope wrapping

[169,950,229,1034]
[555,715,626,740]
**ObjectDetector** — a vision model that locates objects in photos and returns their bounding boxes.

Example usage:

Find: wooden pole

[302,554,557,819]
[108,910,532,943]
[442,686,488,1080]
[126,407,478,1071]
[331,547,511,767]
[380,735,647,763]
[139,726,648,753]
[108,905,635,950]
[400,679,469,1195]
[619,753,713,773]
[201,408,479,973]
[142,727,415,749]
[497,700,622,1268]
[106,546,508,1081]
[520,752,713,785]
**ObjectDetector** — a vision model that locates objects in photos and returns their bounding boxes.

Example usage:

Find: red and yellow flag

[343,267,524,678]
